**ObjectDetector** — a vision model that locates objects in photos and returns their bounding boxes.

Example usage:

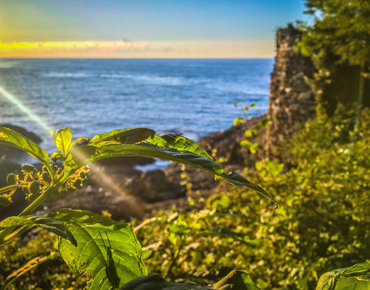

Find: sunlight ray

[0,86,52,132]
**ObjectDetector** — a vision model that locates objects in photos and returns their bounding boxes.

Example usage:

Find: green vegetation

[0,126,269,289]
[1,106,370,289]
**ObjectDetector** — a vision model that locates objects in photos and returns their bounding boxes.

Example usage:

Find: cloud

[0,40,274,58]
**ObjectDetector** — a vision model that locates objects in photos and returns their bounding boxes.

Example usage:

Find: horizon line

[0,56,274,60]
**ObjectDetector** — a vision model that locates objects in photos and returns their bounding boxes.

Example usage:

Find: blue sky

[0,0,309,58]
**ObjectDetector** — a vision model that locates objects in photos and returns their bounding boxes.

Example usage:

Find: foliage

[2,105,370,289]
[296,0,370,66]
[133,108,370,290]
[0,126,268,289]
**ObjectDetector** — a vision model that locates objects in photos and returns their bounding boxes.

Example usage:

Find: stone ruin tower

[263,24,316,159]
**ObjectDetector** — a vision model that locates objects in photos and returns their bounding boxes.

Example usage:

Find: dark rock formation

[197,114,267,165]
[263,24,316,159]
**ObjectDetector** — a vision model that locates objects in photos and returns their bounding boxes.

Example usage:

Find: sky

[0,0,309,58]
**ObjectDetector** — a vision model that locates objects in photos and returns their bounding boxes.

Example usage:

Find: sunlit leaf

[245,129,258,138]
[0,126,51,170]
[158,134,213,160]
[47,209,147,290]
[90,128,156,146]
[0,215,77,246]
[50,127,72,157]
[234,118,244,126]
[317,262,370,290]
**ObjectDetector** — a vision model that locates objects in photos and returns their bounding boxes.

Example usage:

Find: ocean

[0,58,273,167]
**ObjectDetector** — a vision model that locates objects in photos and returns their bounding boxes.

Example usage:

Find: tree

[296,0,370,133]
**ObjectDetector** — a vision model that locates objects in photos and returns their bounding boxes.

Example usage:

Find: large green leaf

[83,144,277,207]
[0,215,77,246]
[317,262,370,290]
[47,209,147,290]
[89,128,156,146]
[50,127,72,157]
[0,126,50,169]
[119,270,260,290]
[152,134,213,160]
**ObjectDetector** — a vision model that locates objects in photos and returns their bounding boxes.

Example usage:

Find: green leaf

[240,140,259,154]
[50,127,72,157]
[255,161,263,171]
[0,126,51,170]
[258,120,270,128]
[234,118,244,126]
[89,128,156,146]
[245,129,258,138]
[158,134,213,160]
[197,227,259,247]
[0,215,77,246]
[82,144,278,207]
[119,270,260,289]
[317,262,370,290]
[47,209,147,289]
[168,224,190,235]
[240,140,253,148]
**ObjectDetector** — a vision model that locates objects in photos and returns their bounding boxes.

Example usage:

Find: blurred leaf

[197,228,259,247]
[258,120,270,128]
[234,118,244,126]
[245,129,258,138]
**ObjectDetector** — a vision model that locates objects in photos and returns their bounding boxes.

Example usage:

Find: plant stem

[164,236,185,279]
[0,174,69,245]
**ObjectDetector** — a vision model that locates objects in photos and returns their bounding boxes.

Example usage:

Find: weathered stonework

[263,24,316,159]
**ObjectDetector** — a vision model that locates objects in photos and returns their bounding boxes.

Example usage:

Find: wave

[42,72,90,78]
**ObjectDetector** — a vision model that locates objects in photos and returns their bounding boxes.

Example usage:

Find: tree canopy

[296,0,370,66]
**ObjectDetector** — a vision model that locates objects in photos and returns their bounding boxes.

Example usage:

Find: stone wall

[263,24,316,159]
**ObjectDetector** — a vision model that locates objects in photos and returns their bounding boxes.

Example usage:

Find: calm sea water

[0,58,273,167]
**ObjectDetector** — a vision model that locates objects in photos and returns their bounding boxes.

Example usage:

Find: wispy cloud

[0,40,274,58]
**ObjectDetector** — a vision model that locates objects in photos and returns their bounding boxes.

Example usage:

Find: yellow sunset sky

[0,0,307,58]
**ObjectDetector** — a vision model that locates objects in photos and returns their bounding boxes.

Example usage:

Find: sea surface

[0,58,273,168]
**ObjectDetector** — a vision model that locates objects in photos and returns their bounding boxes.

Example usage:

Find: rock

[0,124,43,159]
[39,187,145,221]
[197,114,268,165]
[123,169,186,202]
[91,156,155,168]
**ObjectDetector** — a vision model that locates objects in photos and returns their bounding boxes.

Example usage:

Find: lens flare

[0,86,52,132]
